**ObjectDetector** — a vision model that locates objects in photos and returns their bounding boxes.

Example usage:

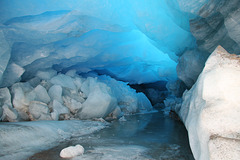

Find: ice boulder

[28,77,41,88]
[62,88,85,104]
[0,87,19,122]
[60,144,84,158]
[0,63,25,87]
[179,46,240,160]
[48,85,63,103]
[30,84,51,104]
[29,101,52,121]
[50,100,69,120]
[1,105,19,122]
[79,79,117,119]
[97,76,140,114]
[63,96,82,114]
[50,74,76,90]
[11,82,33,120]
[137,93,153,113]
[0,87,12,108]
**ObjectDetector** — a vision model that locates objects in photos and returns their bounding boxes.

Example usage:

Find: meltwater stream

[30,111,194,160]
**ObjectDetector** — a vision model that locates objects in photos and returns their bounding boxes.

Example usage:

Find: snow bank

[0,120,106,160]
[0,71,154,122]
[178,46,240,160]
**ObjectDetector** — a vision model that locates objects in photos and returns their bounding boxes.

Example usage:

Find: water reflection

[30,111,194,160]
[104,114,152,138]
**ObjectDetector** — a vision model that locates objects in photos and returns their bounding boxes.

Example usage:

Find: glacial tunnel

[0,0,240,160]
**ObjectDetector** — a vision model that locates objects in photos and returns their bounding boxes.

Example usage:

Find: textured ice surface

[178,46,240,160]
[0,120,107,160]
[0,0,198,87]
[176,0,240,88]
[177,49,208,88]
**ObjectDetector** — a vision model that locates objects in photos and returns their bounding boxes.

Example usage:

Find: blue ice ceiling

[0,0,199,87]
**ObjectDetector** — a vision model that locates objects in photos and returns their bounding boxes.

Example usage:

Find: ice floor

[30,111,194,160]
[0,120,107,160]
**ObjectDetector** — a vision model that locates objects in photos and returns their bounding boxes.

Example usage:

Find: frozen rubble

[0,120,107,160]
[177,46,240,160]
[0,70,154,122]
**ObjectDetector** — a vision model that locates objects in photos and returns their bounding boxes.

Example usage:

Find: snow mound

[179,46,240,160]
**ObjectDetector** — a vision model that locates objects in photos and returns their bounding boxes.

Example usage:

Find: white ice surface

[179,46,240,160]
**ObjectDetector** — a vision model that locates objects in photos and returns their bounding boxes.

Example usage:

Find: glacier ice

[0,87,19,122]
[36,69,57,80]
[0,63,25,87]
[48,85,63,103]
[0,31,11,85]
[79,78,117,119]
[1,1,240,159]
[50,74,76,90]
[0,70,155,122]
[31,84,51,104]
[177,49,208,88]
[51,100,69,120]
[176,0,240,88]
[29,101,52,121]
[176,46,240,160]
[0,0,198,87]
[0,120,107,160]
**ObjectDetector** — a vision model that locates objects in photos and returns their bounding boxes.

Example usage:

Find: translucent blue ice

[0,0,197,86]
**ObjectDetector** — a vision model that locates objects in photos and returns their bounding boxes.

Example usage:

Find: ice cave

[0,0,239,160]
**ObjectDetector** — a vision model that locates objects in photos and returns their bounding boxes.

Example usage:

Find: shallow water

[30,111,194,160]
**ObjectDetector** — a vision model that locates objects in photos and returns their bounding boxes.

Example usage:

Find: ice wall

[0,0,196,87]
[178,46,240,160]
[177,0,240,88]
